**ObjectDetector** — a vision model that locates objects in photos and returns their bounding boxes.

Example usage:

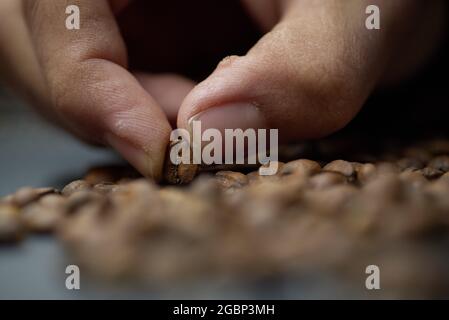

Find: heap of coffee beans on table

[2,138,449,298]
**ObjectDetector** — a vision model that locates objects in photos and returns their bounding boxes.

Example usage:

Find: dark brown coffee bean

[419,167,444,180]
[428,156,449,172]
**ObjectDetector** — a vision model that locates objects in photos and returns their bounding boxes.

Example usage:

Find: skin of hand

[0,0,446,180]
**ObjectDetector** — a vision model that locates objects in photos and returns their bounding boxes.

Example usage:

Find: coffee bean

[93,183,119,194]
[280,159,321,177]
[11,187,56,207]
[323,160,355,178]
[355,163,377,184]
[420,167,444,180]
[399,169,428,188]
[428,156,449,172]
[21,195,65,233]
[62,180,91,196]
[309,172,347,189]
[215,171,248,190]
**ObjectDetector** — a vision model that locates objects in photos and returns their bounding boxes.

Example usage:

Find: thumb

[177,1,417,142]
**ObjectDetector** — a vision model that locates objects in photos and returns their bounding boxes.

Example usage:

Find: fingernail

[106,134,160,181]
[188,103,266,135]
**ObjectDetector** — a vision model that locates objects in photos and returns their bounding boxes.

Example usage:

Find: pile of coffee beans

[2,138,449,298]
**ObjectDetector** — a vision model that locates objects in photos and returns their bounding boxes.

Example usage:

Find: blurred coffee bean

[428,156,449,172]
[215,171,248,190]
[420,167,444,180]
[21,195,65,233]
[323,160,355,180]
[309,172,347,189]
[280,159,321,177]
[62,180,91,196]
[11,187,56,207]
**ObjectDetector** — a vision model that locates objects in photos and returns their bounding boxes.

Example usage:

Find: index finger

[24,0,171,180]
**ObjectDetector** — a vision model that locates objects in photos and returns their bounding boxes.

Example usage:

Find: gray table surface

[0,90,367,299]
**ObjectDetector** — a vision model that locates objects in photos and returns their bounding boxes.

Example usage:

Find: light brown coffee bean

[21,195,65,233]
[440,171,449,182]
[355,163,377,184]
[11,187,56,207]
[215,171,248,189]
[93,183,119,194]
[363,174,403,202]
[280,159,321,177]
[323,160,355,178]
[62,180,91,196]
[309,172,347,189]
[65,190,104,215]
[305,185,358,214]
[399,169,428,188]
[0,204,24,243]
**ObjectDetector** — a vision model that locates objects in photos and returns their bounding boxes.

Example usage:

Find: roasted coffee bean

[215,171,248,190]
[420,167,444,180]
[8,138,449,296]
[323,160,355,178]
[355,163,377,184]
[280,159,321,177]
[65,190,104,215]
[0,204,23,243]
[399,169,428,188]
[163,140,199,185]
[11,187,56,208]
[305,185,358,214]
[440,172,449,182]
[428,156,449,172]
[62,180,91,196]
[363,174,403,202]
[93,183,119,194]
[309,172,347,189]
[21,195,65,233]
